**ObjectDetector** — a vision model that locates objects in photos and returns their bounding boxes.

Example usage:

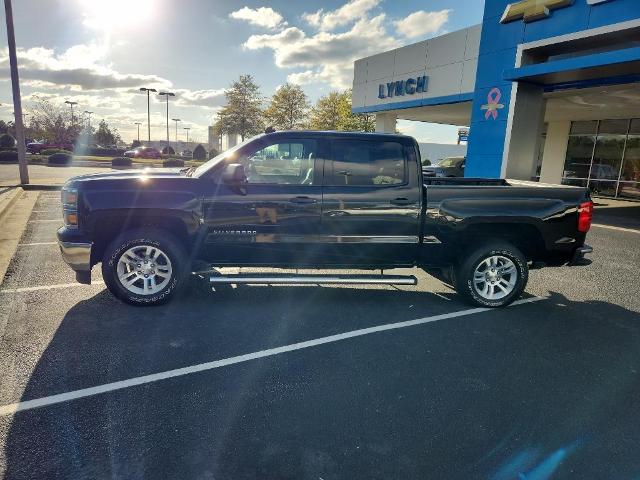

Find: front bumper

[58,240,92,284]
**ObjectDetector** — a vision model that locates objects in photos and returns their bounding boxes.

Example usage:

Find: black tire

[101,228,188,306]
[454,241,528,308]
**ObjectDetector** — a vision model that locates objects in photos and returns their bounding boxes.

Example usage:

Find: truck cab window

[327,140,405,186]
[237,140,317,185]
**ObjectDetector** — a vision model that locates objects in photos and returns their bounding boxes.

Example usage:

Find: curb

[0,187,21,223]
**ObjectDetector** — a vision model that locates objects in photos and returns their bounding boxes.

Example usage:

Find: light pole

[4,0,28,183]
[65,100,78,125]
[83,110,93,130]
[183,127,190,144]
[134,122,142,142]
[158,91,174,149]
[171,118,180,145]
[139,87,157,142]
[12,111,28,124]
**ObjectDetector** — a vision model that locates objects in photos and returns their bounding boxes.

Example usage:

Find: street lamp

[139,87,157,142]
[171,118,180,145]
[183,127,190,144]
[83,110,93,130]
[158,91,175,149]
[134,122,142,142]
[64,100,78,124]
[4,0,28,184]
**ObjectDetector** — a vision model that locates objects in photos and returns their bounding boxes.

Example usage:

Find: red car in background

[26,142,74,154]
[123,146,162,159]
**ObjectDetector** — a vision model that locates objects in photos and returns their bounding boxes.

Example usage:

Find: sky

[0,0,485,145]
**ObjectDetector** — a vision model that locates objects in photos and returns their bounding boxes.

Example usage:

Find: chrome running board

[207,273,417,286]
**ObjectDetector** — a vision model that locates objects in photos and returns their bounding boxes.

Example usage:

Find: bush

[0,134,15,148]
[163,158,184,168]
[41,148,70,156]
[193,144,207,161]
[0,150,18,163]
[162,145,175,155]
[48,153,73,165]
[208,148,219,159]
[111,157,132,167]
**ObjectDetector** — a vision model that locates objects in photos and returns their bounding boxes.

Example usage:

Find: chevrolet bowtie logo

[501,0,574,23]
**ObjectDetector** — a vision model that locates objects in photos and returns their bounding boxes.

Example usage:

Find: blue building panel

[474,48,519,90]
[465,0,640,179]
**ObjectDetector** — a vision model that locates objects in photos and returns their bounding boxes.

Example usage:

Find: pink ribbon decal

[481,87,505,120]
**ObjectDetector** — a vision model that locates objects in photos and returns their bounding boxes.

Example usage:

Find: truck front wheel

[455,242,528,308]
[101,228,188,306]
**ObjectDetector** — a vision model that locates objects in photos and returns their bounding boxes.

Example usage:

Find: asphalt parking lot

[0,192,639,479]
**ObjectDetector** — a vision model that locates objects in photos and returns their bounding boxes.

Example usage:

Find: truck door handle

[289,196,317,204]
[390,197,411,206]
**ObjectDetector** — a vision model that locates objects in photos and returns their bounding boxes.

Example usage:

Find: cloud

[229,6,287,30]
[0,45,171,91]
[174,88,226,108]
[303,0,380,31]
[394,10,451,39]
[244,14,399,89]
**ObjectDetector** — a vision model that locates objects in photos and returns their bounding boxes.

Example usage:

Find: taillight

[578,201,593,233]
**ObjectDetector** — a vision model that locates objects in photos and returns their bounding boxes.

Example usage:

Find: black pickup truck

[57,131,593,307]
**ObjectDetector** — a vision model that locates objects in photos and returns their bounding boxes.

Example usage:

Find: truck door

[201,135,324,265]
[320,138,421,266]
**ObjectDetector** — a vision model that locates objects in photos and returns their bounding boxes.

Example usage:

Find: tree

[131,139,142,148]
[264,83,309,130]
[193,144,207,161]
[94,119,121,146]
[308,90,375,132]
[0,133,15,148]
[28,96,82,143]
[214,75,264,141]
[0,120,15,137]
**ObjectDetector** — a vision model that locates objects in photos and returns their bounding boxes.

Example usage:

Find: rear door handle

[289,196,317,204]
[390,197,411,206]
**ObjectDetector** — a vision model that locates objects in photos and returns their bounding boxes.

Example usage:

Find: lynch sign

[378,76,428,99]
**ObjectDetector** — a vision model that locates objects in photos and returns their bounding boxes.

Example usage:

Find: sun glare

[79,0,157,32]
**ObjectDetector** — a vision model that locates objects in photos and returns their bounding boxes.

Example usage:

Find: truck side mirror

[222,163,247,184]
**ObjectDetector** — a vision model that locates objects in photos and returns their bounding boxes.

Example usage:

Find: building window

[562,119,640,200]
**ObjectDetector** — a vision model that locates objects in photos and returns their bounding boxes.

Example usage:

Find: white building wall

[539,121,571,184]
[352,25,481,112]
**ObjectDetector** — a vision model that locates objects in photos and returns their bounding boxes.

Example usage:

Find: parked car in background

[423,156,466,178]
[27,141,74,154]
[123,146,162,159]
[181,150,193,158]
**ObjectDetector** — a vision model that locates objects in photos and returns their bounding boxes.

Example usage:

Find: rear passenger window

[326,140,406,186]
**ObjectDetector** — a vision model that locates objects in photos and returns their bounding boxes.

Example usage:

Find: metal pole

[4,0,28,184]
[146,90,151,142]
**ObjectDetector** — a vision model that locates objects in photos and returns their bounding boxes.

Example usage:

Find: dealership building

[352,0,640,199]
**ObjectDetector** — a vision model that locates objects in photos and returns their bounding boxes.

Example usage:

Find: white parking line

[591,223,640,234]
[28,219,61,223]
[0,281,104,294]
[0,296,544,416]
[18,242,58,247]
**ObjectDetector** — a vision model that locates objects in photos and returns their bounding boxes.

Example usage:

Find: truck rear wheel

[455,242,528,308]
[102,228,188,306]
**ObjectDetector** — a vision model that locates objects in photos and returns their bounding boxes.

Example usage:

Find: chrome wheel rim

[473,255,517,300]
[116,245,172,295]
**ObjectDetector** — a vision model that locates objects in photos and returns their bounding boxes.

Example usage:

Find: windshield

[193,136,262,177]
